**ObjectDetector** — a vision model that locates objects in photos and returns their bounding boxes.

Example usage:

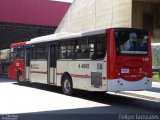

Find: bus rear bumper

[107,77,152,92]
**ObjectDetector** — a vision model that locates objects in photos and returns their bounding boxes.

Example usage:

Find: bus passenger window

[66,41,74,59]
[97,41,105,58]
[75,39,90,59]
[76,49,82,59]
[88,35,106,60]
[81,42,90,59]
[83,48,90,59]
[36,44,47,60]
[75,41,81,59]
[88,39,95,59]
[95,35,106,59]
[59,42,67,59]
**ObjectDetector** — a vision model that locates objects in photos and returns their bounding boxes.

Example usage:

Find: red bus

[8,28,152,95]
[8,42,26,82]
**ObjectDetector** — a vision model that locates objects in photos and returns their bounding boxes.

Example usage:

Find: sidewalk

[117,82,160,102]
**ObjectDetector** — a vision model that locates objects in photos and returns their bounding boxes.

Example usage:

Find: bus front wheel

[17,71,25,85]
[61,75,73,95]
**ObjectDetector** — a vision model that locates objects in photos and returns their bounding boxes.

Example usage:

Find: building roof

[0,0,70,26]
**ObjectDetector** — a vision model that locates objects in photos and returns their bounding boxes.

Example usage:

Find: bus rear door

[48,44,58,84]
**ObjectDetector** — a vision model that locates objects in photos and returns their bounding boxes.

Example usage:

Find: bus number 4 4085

[78,64,89,69]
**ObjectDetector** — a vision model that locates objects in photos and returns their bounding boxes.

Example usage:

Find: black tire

[61,75,73,95]
[17,71,25,85]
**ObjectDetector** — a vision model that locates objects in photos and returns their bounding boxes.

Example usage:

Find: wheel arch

[61,72,72,86]
[17,69,22,75]
[16,68,25,84]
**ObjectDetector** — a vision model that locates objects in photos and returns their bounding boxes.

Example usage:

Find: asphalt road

[0,78,159,120]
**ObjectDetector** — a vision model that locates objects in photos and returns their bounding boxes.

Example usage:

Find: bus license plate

[121,69,129,74]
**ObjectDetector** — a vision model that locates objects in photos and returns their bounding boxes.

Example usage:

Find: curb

[118,92,160,102]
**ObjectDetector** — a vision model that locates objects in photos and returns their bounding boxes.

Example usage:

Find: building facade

[0,0,70,49]
[56,0,160,43]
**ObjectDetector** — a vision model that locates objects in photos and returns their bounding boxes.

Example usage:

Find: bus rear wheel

[61,75,73,95]
[17,71,25,85]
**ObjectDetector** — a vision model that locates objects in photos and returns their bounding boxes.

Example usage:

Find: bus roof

[27,28,148,45]
[11,42,26,47]
[27,29,106,44]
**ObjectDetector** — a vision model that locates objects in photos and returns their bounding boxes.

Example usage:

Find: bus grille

[91,72,102,88]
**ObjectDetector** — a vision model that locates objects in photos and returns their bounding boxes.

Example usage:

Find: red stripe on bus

[56,73,63,75]
[30,71,48,74]
[57,73,90,78]
[70,74,90,78]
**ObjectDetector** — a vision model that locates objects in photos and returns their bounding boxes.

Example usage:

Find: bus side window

[95,35,106,59]
[75,38,90,59]
[97,36,106,59]
[36,44,47,60]
[17,46,24,60]
[88,35,106,60]
[88,38,95,59]
[75,40,82,59]
[81,38,90,59]
[66,40,74,59]
[59,41,67,59]
[10,47,17,63]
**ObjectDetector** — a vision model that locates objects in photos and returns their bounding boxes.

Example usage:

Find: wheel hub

[64,80,71,92]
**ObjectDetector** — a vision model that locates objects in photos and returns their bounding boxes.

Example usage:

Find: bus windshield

[115,29,148,55]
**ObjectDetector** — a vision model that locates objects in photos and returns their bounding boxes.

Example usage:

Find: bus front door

[48,44,57,84]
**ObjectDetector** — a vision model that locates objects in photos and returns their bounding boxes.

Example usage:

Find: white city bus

[10,28,152,95]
